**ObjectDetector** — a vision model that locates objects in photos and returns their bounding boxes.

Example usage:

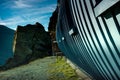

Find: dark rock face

[48,8,61,54]
[48,7,58,32]
[0,22,52,70]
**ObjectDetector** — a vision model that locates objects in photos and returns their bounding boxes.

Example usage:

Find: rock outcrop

[48,7,61,55]
[0,22,52,70]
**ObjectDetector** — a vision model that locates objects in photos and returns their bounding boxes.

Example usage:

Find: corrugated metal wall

[56,0,120,80]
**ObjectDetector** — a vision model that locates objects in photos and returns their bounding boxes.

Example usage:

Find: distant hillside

[0,25,15,65]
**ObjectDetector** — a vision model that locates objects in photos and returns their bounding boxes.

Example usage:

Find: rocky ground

[0,56,90,80]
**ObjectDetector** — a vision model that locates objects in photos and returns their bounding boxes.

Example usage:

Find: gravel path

[0,57,56,80]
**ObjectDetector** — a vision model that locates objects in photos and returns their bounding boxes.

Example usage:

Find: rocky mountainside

[0,25,14,65]
[0,22,52,70]
[48,7,61,54]
[48,8,58,32]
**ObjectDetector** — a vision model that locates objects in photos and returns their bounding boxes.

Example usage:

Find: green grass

[48,57,79,80]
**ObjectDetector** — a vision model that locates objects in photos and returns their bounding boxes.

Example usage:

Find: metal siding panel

[72,0,105,77]
[71,2,93,65]
[98,17,120,67]
[73,35,98,76]
[56,0,120,80]
[116,13,120,26]
[103,14,120,52]
[71,0,102,78]
[80,1,113,79]
[91,0,96,6]
[98,17,120,77]
[72,0,108,79]
[73,0,106,78]
[85,0,120,79]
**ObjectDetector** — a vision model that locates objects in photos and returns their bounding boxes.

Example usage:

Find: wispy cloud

[0,16,25,29]
[0,0,57,31]
[1,0,46,9]
[13,3,56,17]
[0,15,50,30]
[0,22,6,25]
[12,0,32,8]
[11,0,49,9]
[0,17,6,25]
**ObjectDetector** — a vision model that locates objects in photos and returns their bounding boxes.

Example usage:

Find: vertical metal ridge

[72,0,108,79]
[101,15,120,79]
[97,17,120,68]
[71,0,103,77]
[56,0,120,80]
[83,1,114,79]
[64,0,89,70]
[71,0,95,69]
[103,13,120,53]
[96,17,120,79]
[112,12,120,34]
[84,0,120,79]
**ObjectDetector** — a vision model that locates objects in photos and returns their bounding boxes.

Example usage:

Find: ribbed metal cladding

[56,0,120,80]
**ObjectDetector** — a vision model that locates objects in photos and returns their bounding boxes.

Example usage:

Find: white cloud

[0,22,6,25]
[13,3,56,17]
[0,16,25,30]
[23,0,47,3]
[37,4,56,13]
[0,0,57,31]
[0,17,6,25]
[0,15,50,30]
[12,0,32,8]
[11,0,48,9]
[4,16,25,25]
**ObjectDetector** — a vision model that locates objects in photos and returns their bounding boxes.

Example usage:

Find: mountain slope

[0,25,15,65]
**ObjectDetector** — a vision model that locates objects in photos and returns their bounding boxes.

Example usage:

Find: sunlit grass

[48,56,79,80]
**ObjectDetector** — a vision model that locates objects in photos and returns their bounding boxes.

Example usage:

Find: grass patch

[48,56,79,80]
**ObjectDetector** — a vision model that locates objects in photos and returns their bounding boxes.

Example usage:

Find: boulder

[13,22,52,63]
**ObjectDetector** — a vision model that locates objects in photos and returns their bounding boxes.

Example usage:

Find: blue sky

[0,0,57,31]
